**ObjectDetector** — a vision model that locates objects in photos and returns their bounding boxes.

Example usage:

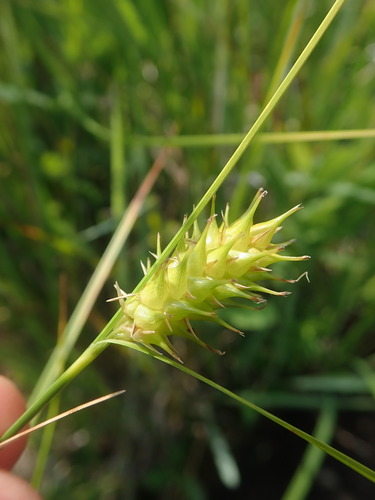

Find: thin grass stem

[1,342,107,441]
[104,339,375,484]
[129,128,375,148]
[130,0,347,293]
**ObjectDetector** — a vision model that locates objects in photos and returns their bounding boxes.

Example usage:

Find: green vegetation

[1,0,375,498]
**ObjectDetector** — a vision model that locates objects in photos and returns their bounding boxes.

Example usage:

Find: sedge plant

[1,0,375,491]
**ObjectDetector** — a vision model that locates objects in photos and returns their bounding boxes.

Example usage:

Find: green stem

[131,0,347,293]
[129,128,375,148]
[1,304,122,442]
[175,365,375,482]
[104,339,375,483]
[31,395,60,488]
[0,341,106,442]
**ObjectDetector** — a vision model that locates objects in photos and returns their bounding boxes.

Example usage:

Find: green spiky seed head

[110,189,309,361]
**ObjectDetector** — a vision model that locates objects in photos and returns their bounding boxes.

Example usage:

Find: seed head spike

[156,232,162,257]
[110,193,308,362]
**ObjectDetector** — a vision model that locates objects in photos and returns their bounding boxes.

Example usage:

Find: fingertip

[0,376,28,469]
[0,470,42,500]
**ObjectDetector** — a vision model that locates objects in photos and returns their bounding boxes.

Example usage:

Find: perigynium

[109,188,310,361]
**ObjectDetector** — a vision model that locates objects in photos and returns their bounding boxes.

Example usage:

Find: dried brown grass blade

[0,390,125,450]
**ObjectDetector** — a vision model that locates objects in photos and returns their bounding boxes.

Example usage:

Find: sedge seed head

[110,190,309,361]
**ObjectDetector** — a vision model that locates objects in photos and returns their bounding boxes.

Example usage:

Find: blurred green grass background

[1,1,375,499]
